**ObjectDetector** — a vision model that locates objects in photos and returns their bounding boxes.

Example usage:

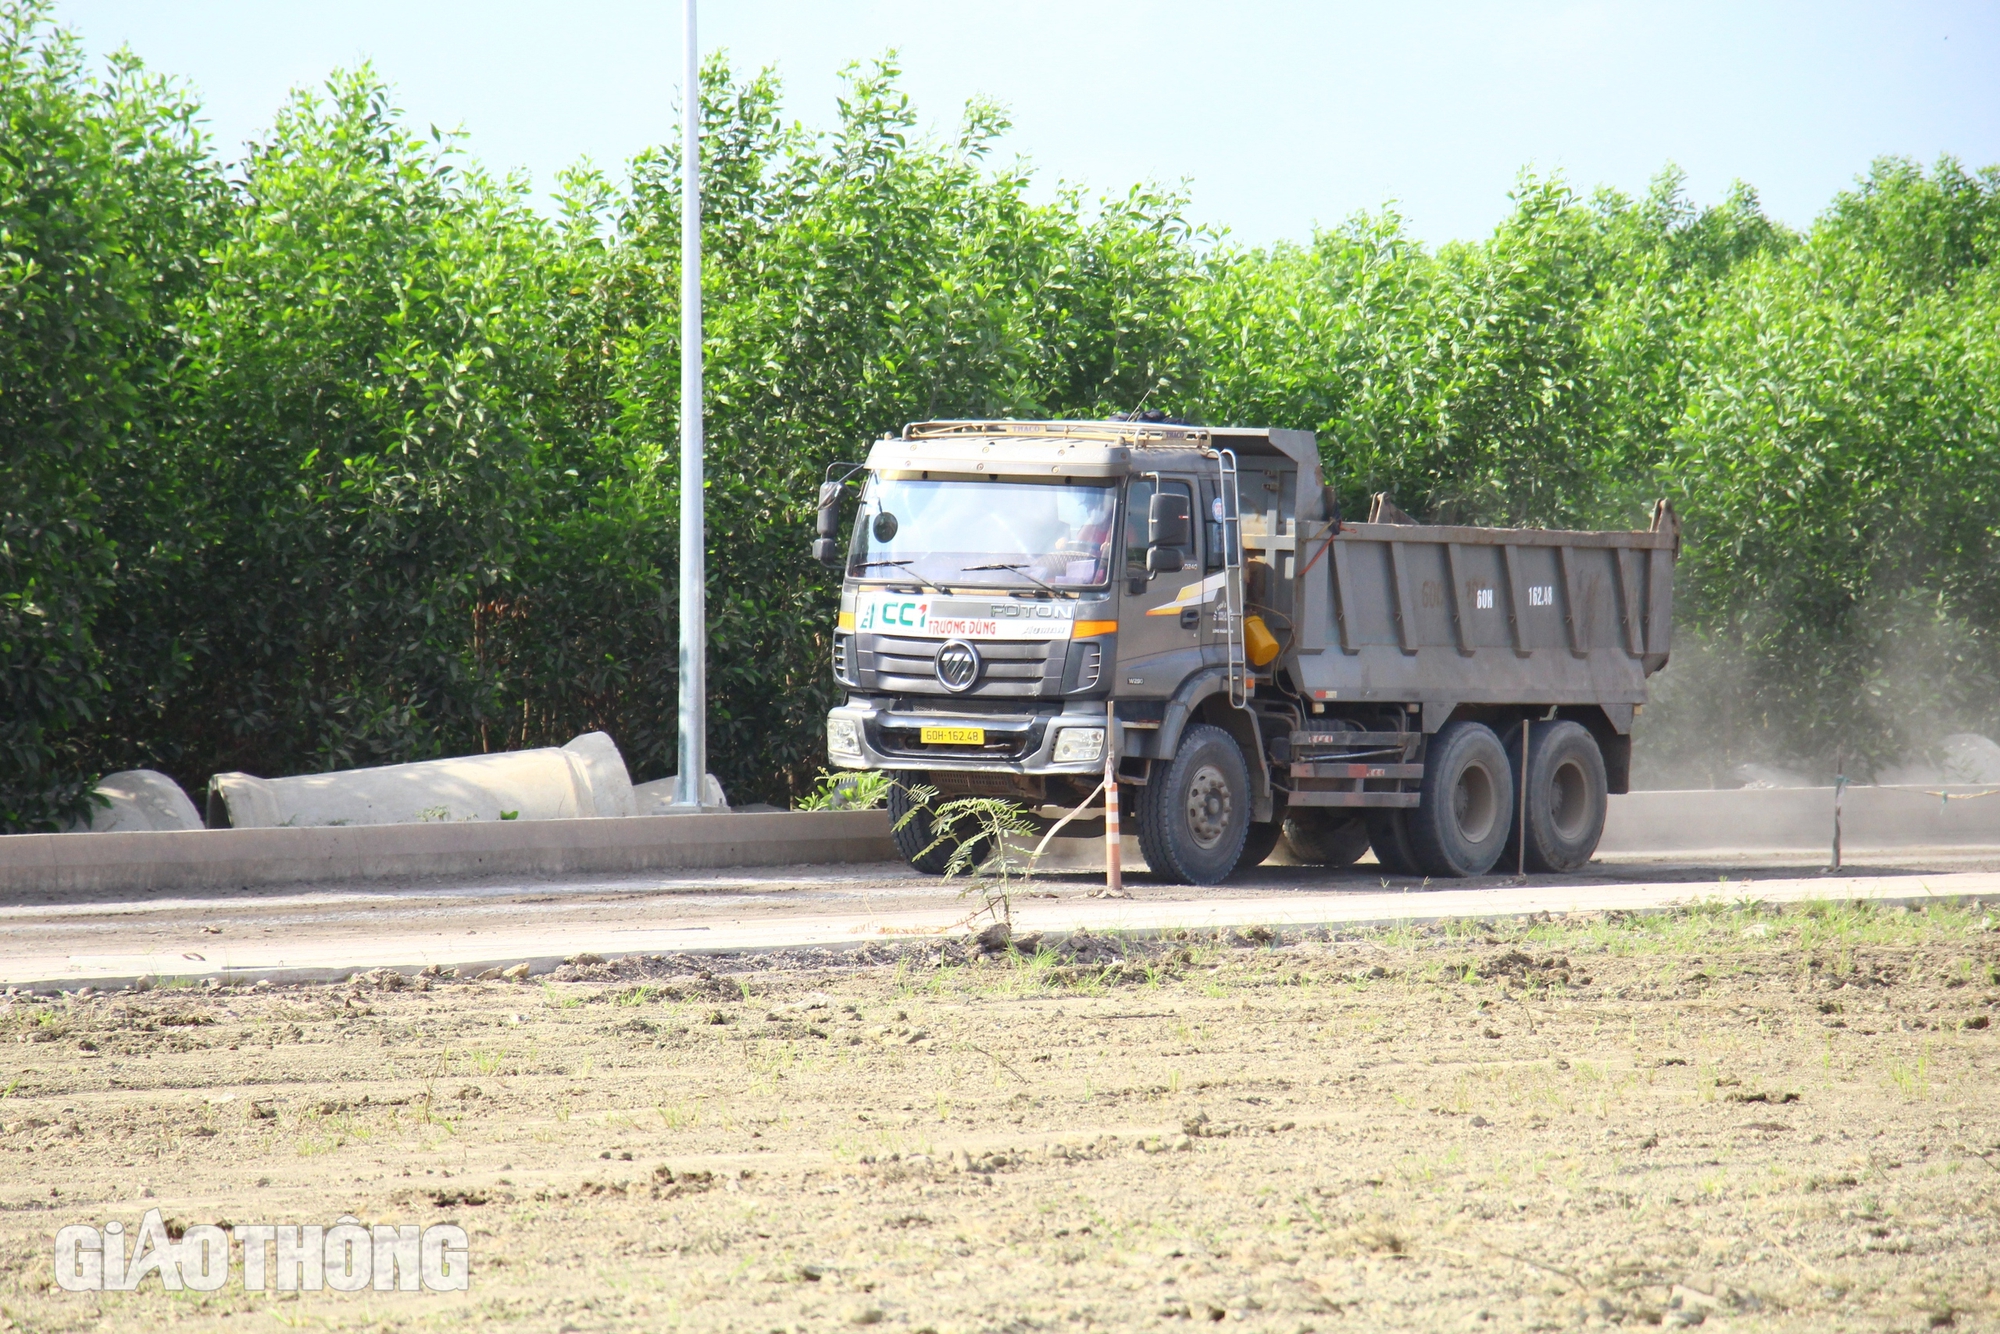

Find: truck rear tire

[1365,809,1422,875]
[1408,721,1516,877]
[1283,808,1372,867]
[1503,720,1608,873]
[886,772,994,876]
[1137,723,1251,885]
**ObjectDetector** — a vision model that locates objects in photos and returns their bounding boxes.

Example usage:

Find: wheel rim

[1184,763,1234,848]
[1452,761,1498,844]
[1549,759,1590,840]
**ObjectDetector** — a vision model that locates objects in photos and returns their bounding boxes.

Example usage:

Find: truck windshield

[849,476,1117,590]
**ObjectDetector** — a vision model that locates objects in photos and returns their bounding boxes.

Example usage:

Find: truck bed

[1262,508,1678,729]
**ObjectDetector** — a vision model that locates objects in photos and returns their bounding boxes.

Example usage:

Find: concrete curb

[1597,786,2000,854]
[0,810,895,894]
[8,786,1997,897]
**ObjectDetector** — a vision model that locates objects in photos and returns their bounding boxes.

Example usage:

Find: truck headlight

[827,717,864,760]
[1052,727,1105,764]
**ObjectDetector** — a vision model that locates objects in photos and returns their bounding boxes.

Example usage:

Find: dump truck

[813,419,1678,884]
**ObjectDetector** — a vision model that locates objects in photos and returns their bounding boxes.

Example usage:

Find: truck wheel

[1365,809,1422,875]
[1408,721,1515,877]
[1282,809,1372,866]
[886,773,992,875]
[1137,723,1251,885]
[1503,720,1608,873]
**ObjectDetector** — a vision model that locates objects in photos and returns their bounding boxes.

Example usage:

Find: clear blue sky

[53,0,2000,246]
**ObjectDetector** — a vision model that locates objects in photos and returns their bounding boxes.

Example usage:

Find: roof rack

[901,418,1213,447]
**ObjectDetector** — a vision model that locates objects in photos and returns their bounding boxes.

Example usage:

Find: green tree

[1661,157,2000,777]
[0,0,217,830]
[123,71,578,787]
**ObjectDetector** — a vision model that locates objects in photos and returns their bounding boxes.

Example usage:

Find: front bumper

[826,701,1107,776]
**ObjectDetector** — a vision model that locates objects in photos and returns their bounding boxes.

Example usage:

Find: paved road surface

[5,847,1997,992]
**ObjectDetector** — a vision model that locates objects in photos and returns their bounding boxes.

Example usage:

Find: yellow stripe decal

[837,611,855,631]
[1144,571,1228,615]
[1072,620,1118,637]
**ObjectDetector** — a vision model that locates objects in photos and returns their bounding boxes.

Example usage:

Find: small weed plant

[796,769,893,811]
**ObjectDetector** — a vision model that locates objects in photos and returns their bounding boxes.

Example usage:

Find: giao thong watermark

[53,1209,470,1293]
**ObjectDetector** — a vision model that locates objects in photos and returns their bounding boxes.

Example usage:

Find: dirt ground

[2,899,1997,1333]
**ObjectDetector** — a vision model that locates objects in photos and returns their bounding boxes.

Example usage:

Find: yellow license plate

[920,726,985,746]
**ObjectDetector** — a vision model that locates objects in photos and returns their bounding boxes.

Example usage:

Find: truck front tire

[1409,721,1515,877]
[886,772,994,875]
[1503,720,1608,872]
[1138,723,1251,885]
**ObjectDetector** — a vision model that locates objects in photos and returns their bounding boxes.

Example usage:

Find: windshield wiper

[850,559,951,594]
[959,561,1071,598]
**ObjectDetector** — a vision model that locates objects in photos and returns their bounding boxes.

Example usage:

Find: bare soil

[2,900,1997,1333]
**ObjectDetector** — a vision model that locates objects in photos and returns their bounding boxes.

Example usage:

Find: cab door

[1114,474,1208,699]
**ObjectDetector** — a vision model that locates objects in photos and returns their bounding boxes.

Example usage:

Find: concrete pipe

[59,771,205,833]
[207,732,637,829]
[631,774,730,813]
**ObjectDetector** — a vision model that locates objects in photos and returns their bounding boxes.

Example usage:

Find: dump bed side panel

[1285,521,1677,728]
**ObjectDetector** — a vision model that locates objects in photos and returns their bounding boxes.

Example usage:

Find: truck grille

[858,634,1067,698]
[831,633,852,684]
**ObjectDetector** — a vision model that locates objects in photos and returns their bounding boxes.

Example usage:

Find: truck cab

[818,419,1309,882]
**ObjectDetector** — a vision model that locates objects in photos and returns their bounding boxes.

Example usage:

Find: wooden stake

[1831,765,1847,872]
[1104,699,1122,893]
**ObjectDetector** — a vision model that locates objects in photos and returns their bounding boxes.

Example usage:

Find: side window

[1124,477,1196,577]
[1200,480,1223,571]
[1124,478,1156,577]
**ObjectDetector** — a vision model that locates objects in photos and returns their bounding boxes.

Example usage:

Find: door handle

[1179,606,1200,630]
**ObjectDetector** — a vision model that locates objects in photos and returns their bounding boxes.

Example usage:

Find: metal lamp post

[673,0,707,810]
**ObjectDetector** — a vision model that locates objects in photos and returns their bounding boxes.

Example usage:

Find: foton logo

[936,640,981,692]
[990,602,1074,620]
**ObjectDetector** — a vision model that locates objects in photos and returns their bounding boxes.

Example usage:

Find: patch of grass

[1886,1044,1936,1101]
[0,1007,70,1043]
[1490,896,1988,964]
[988,946,1063,997]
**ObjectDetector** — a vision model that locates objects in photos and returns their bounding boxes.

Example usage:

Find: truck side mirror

[1148,491,1191,549]
[1145,491,1191,578]
[813,481,843,568]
